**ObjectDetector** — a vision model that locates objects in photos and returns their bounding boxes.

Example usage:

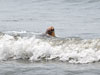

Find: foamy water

[0,32,100,64]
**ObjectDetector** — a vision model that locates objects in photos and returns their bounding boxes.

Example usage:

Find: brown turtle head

[46,26,55,37]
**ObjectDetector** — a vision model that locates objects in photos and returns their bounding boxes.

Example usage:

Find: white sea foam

[0,32,100,63]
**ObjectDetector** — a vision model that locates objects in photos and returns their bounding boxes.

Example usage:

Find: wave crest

[0,32,100,63]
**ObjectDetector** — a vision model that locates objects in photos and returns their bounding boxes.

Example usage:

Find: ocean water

[0,0,100,75]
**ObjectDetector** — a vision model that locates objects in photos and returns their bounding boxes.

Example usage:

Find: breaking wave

[0,31,100,64]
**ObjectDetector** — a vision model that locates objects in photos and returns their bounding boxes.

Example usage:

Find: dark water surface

[1,61,100,75]
[0,0,100,38]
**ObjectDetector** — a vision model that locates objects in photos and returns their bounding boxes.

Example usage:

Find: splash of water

[0,31,100,64]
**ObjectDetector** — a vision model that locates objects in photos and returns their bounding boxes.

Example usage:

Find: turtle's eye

[51,29,54,31]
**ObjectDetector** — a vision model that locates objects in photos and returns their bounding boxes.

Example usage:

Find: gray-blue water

[0,0,100,38]
[0,0,100,75]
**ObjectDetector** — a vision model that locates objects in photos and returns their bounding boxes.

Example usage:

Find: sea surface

[0,0,100,75]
